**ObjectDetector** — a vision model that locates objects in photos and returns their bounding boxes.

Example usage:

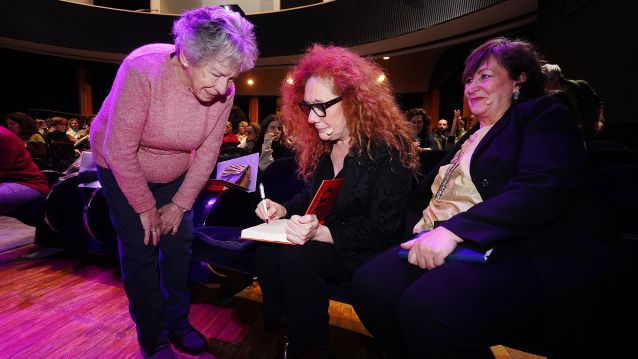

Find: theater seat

[191,157,330,300]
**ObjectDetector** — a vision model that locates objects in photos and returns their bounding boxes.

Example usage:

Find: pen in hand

[259,183,270,224]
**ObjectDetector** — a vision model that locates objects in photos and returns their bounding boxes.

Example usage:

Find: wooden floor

[0,248,544,358]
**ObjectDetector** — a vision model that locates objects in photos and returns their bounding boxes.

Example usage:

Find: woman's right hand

[255,199,286,222]
[140,207,162,245]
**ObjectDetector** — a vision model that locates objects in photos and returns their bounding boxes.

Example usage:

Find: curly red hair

[280,44,419,180]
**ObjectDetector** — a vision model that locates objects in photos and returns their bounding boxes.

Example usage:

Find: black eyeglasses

[298,96,343,117]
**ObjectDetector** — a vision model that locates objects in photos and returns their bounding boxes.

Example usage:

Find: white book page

[240,219,291,244]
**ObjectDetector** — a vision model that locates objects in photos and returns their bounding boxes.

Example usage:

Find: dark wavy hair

[463,37,546,103]
[4,112,37,139]
[406,108,432,138]
[280,44,419,180]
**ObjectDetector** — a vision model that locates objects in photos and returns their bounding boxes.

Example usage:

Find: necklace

[434,147,464,201]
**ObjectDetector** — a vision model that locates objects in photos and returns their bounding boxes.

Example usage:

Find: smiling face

[465,56,520,126]
[303,76,349,142]
[178,52,239,103]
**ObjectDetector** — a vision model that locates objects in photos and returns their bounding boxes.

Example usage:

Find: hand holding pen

[256,183,287,223]
[259,183,270,224]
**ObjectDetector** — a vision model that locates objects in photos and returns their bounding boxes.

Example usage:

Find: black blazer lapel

[470,108,512,161]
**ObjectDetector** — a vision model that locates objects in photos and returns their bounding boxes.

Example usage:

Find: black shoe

[141,340,176,359]
[168,325,208,355]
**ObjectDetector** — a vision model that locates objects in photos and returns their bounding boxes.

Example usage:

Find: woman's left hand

[158,202,184,235]
[286,214,319,245]
[400,226,462,270]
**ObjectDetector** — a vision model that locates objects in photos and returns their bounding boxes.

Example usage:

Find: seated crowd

[1,34,635,359]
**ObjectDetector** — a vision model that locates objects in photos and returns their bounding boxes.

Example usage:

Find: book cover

[215,153,259,192]
[398,247,493,264]
[398,229,493,264]
[304,178,344,224]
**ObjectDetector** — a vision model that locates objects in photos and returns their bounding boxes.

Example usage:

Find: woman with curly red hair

[254,44,419,357]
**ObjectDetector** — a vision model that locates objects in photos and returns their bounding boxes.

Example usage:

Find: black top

[283,143,413,272]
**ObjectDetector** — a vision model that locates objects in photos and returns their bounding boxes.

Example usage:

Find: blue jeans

[0,182,43,215]
[97,166,194,348]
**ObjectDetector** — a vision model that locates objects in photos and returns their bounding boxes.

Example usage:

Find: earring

[513,91,520,101]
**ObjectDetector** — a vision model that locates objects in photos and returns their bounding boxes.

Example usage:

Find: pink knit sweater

[90,44,233,213]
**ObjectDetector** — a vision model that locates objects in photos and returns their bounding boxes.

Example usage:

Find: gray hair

[172,6,258,72]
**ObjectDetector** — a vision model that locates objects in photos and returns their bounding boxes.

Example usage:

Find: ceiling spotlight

[286,77,294,85]
[382,56,390,60]
[247,79,254,85]
[221,4,246,17]
[377,74,386,83]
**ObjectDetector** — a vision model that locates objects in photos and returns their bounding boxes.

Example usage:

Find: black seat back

[259,156,305,204]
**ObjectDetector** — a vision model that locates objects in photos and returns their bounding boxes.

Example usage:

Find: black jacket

[412,96,631,357]
[284,143,413,272]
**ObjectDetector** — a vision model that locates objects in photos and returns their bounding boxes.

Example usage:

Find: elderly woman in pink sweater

[90,6,257,358]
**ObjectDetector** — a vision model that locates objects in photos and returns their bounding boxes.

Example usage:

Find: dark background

[1,0,635,145]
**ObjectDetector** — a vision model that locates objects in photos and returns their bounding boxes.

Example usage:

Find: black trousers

[255,241,351,355]
[351,244,547,359]
[97,166,193,348]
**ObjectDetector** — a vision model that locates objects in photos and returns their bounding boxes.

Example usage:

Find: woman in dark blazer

[253,44,420,358]
[351,37,632,358]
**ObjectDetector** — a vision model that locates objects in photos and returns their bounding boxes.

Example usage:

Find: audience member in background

[89,6,257,358]
[46,117,76,144]
[406,108,435,151]
[76,114,95,138]
[4,112,47,160]
[445,109,467,146]
[254,44,419,358]
[0,126,48,215]
[75,114,95,153]
[542,63,604,140]
[236,120,248,146]
[238,122,259,153]
[228,105,248,133]
[45,117,77,171]
[352,37,631,358]
[429,118,449,150]
[219,120,242,157]
[36,119,47,136]
[66,118,81,138]
[221,120,238,144]
[255,114,293,171]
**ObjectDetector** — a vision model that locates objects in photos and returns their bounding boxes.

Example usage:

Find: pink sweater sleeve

[171,92,234,210]
[103,61,156,213]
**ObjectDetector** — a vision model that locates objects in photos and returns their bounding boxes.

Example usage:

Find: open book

[240,178,344,243]
[240,219,291,244]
